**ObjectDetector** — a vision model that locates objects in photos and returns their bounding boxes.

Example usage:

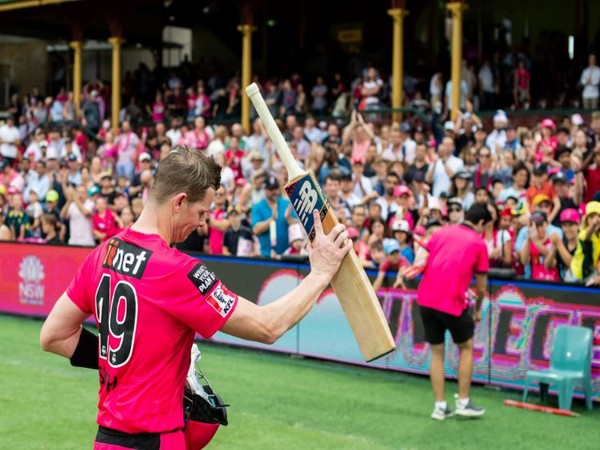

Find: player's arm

[221,211,351,344]
[474,273,487,314]
[40,292,91,360]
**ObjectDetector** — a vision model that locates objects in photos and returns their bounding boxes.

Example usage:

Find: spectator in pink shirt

[207,186,230,255]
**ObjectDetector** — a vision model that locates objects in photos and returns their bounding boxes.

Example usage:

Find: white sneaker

[431,406,454,421]
[455,400,485,417]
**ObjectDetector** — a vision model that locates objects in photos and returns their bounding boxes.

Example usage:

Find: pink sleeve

[66,251,97,315]
[161,257,238,338]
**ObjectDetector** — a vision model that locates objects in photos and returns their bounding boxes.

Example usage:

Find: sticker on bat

[285,174,328,242]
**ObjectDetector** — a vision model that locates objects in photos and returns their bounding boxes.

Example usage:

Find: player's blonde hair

[150,145,221,204]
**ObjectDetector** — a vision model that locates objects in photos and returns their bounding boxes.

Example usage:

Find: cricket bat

[245,83,396,362]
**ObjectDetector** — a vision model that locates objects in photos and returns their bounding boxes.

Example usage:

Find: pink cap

[347,227,359,239]
[541,118,556,130]
[393,185,412,197]
[560,208,581,224]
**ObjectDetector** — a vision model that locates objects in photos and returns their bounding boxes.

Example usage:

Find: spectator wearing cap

[551,171,580,228]
[390,184,416,229]
[571,201,600,283]
[60,184,95,246]
[66,153,82,187]
[545,209,580,282]
[514,193,563,278]
[518,211,560,281]
[222,205,254,257]
[447,197,464,225]
[391,219,415,264]
[580,53,600,110]
[372,238,410,292]
[243,149,266,181]
[44,189,61,221]
[251,175,296,258]
[526,164,560,222]
[60,137,82,163]
[485,110,508,155]
[97,172,116,206]
[284,222,309,256]
[0,116,21,164]
[426,136,464,198]
[450,170,474,210]
[536,119,558,163]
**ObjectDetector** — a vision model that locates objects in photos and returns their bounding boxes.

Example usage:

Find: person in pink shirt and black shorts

[417,202,491,421]
[40,146,352,449]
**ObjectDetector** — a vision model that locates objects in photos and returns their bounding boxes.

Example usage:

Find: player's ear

[173,192,188,209]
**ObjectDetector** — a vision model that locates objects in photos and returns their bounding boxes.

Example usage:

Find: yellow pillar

[69,40,83,118]
[447,1,468,120]
[238,24,256,134]
[388,7,408,123]
[108,37,125,132]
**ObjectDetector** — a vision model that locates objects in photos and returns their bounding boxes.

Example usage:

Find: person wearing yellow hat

[571,201,600,283]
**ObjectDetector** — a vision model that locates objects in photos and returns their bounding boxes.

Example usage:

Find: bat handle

[245,83,304,180]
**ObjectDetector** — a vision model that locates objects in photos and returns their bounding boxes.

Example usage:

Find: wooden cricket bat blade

[245,83,396,362]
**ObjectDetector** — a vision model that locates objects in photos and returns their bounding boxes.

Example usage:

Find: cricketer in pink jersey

[416,203,491,422]
[40,146,352,450]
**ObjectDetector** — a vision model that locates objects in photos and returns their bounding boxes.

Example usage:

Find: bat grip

[245,83,303,180]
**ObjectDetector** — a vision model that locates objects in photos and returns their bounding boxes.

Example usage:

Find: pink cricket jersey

[417,224,488,316]
[66,228,238,434]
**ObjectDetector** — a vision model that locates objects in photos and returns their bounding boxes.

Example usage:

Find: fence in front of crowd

[1,241,599,398]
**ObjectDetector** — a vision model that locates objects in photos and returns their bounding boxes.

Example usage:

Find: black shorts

[418,305,474,345]
[94,426,184,449]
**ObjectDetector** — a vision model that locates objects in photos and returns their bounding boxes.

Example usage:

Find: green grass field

[1,314,599,450]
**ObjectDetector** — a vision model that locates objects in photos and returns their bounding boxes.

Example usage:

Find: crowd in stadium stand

[2,56,600,286]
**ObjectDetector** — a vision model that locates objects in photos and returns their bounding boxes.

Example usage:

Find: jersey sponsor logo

[187,263,217,295]
[102,238,152,279]
[207,284,235,317]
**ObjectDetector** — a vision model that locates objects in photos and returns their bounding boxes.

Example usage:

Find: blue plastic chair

[522,325,593,411]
